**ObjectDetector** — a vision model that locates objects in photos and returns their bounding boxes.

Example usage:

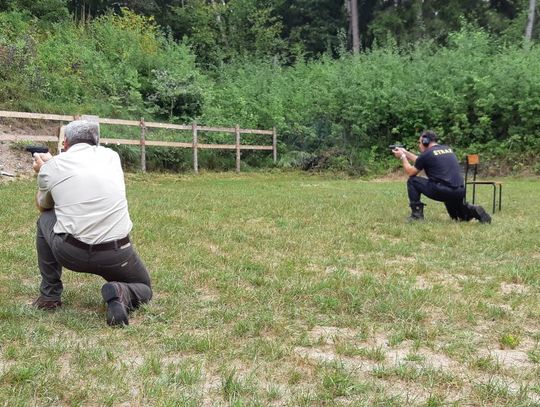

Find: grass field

[0,172,539,406]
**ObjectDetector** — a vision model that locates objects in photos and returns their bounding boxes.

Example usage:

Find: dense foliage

[0,10,206,118]
[0,1,539,173]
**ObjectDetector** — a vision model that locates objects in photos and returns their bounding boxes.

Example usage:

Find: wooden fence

[0,110,277,173]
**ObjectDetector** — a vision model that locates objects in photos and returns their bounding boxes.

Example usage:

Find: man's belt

[435,181,464,189]
[64,234,130,251]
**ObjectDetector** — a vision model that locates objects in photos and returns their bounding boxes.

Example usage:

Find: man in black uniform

[392,130,491,223]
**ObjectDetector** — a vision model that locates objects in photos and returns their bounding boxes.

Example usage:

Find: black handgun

[25,146,49,157]
[389,143,404,150]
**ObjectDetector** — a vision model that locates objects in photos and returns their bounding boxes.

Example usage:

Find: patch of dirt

[0,141,33,179]
[384,255,417,267]
[0,118,61,136]
[201,374,222,407]
[381,380,435,405]
[500,283,529,295]
[307,325,358,345]
[0,356,16,373]
[436,271,488,291]
[207,243,225,258]
[197,288,219,303]
[293,337,459,405]
[480,349,533,369]
[293,327,540,404]
[323,266,368,276]
[293,345,340,364]
[413,275,432,290]
[296,329,461,372]
[58,354,72,381]
[369,335,458,369]
[0,120,59,180]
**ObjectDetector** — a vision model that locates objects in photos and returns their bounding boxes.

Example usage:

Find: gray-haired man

[32,120,152,326]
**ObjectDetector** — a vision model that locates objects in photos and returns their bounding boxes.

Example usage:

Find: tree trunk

[350,0,360,54]
[525,0,537,41]
[345,0,351,42]
[210,0,228,49]
[414,0,424,39]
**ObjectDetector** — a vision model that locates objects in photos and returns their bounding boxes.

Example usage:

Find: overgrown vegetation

[0,3,539,174]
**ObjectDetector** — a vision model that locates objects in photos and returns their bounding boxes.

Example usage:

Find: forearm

[399,154,419,177]
[393,147,419,177]
[35,192,46,212]
[35,191,53,212]
[404,150,417,163]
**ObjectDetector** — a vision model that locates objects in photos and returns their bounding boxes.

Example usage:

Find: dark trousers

[407,176,472,220]
[36,210,152,309]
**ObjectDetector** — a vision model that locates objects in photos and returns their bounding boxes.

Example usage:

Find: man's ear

[63,139,69,151]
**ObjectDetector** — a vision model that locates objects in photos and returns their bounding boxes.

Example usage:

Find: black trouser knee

[406,177,467,219]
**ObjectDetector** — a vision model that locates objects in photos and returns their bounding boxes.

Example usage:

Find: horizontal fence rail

[0,110,277,173]
[0,134,59,142]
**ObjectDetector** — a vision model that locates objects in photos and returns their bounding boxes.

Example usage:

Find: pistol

[25,146,49,157]
[389,143,404,151]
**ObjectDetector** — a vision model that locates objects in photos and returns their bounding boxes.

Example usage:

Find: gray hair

[64,120,100,146]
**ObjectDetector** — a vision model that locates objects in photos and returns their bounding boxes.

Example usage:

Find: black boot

[466,203,492,224]
[101,282,129,326]
[408,202,425,221]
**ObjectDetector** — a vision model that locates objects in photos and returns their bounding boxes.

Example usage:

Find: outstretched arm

[393,147,420,177]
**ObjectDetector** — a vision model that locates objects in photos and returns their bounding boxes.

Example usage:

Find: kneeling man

[32,120,152,326]
[393,130,491,223]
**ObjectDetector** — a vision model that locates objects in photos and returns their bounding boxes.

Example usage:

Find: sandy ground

[0,120,59,180]
[0,140,36,178]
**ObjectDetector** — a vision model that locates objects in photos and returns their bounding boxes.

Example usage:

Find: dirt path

[0,141,28,176]
[0,120,59,180]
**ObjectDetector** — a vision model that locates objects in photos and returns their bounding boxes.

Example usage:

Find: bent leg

[441,187,468,221]
[407,176,429,204]
[90,245,152,310]
[36,211,63,300]
[409,178,470,221]
[120,249,152,309]
[444,200,465,220]
[116,282,152,310]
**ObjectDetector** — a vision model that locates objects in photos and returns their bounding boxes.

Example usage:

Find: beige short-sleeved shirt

[37,143,133,244]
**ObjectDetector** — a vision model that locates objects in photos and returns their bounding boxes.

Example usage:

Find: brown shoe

[32,296,62,310]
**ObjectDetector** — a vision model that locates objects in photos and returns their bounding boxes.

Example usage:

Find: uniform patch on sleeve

[433,148,453,156]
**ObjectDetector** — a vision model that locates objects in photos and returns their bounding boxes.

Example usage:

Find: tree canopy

[1,0,536,64]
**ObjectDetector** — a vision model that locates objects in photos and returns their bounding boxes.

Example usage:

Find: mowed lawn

[0,172,538,406]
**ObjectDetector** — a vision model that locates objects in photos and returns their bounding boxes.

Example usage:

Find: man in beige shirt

[32,120,152,326]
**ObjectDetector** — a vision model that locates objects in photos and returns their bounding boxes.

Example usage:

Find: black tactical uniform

[407,145,490,223]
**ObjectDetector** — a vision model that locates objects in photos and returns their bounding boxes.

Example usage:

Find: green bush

[0,9,207,121]
[203,26,539,173]
[1,10,538,174]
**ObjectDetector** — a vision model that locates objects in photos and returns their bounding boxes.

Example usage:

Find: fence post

[140,118,146,173]
[235,124,241,173]
[57,126,65,153]
[192,122,198,174]
[272,126,277,163]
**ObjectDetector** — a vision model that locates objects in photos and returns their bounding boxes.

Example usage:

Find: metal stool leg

[499,184,502,211]
[492,183,496,213]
